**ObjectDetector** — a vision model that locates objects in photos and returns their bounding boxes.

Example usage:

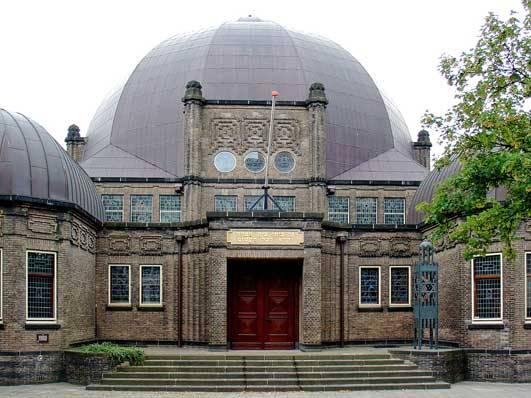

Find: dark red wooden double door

[229,260,300,350]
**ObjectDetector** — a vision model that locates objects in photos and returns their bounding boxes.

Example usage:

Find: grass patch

[78,342,144,366]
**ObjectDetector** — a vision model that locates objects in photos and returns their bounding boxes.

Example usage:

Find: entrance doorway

[228,259,301,349]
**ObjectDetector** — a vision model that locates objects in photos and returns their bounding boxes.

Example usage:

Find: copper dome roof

[81,18,414,179]
[0,108,104,221]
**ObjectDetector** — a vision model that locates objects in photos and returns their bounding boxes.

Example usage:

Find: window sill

[106,305,133,311]
[358,306,383,312]
[468,323,504,330]
[138,305,164,312]
[388,306,413,312]
[24,323,61,330]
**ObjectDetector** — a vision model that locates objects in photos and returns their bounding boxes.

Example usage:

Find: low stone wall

[0,351,63,385]
[63,350,115,385]
[389,347,466,383]
[466,351,531,382]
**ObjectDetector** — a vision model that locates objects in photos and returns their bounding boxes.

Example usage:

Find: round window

[274,151,295,173]
[244,151,266,173]
[214,151,236,172]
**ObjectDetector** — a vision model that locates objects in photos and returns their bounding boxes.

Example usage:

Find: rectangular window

[472,254,502,322]
[273,196,295,212]
[526,253,531,320]
[328,196,349,223]
[390,266,411,306]
[244,195,264,211]
[108,265,131,305]
[140,265,162,306]
[101,194,123,222]
[159,195,181,222]
[359,266,381,306]
[215,195,238,212]
[27,251,56,321]
[356,197,377,224]
[384,198,405,224]
[130,195,152,222]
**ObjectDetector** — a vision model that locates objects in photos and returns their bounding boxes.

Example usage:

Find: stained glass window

[356,197,377,224]
[274,151,295,173]
[131,195,152,222]
[214,151,236,172]
[27,251,55,319]
[141,266,162,305]
[360,267,380,306]
[215,195,237,212]
[473,254,502,320]
[384,198,405,224]
[109,265,130,304]
[328,196,349,223]
[273,196,295,212]
[390,267,410,305]
[102,194,123,222]
[527,253,531,319]
[160,195,181,222]
[244,151,266,173]
[245,195,264,210]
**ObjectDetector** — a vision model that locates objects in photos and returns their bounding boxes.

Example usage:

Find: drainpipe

[337,234,347,348]
[175,234,185,347]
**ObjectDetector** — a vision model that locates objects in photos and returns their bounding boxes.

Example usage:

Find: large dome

[82,17,414,179]
[0,108,104,221]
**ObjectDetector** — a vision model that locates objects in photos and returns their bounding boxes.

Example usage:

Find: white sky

[0,0,522,160]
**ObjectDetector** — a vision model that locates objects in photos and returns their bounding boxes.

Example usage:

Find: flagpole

[262,90,278,210]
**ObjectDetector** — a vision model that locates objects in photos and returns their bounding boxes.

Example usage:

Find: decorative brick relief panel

[273,119,301,155]
[389,238,411,257]
[242,119,268,150]
[109,235,131,254]
[210,119,241,154]
[28,214,57,235]
[140,235,163,254]
[71,221,96,253]
[359,239,382,257]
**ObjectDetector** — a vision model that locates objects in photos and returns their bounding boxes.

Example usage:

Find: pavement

[0,382,530,398]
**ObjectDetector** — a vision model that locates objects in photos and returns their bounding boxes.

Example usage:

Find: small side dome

[407,161,462,224]
[0,108,104,221]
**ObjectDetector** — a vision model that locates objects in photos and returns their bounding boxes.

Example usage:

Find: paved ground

[0,382,530,398]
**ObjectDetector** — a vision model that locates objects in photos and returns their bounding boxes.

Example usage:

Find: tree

[419,1,531,259]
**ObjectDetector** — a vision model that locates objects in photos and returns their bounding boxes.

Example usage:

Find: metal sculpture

[414,240,439,349]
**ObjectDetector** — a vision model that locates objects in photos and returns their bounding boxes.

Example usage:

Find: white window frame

[328,196,350,224]
[383,198,406,224]
[525,252,531,323]
[355,197,378,224]
[471,253,503,324]
[101,194,124,222]
[0,248,3,322]
[359,266,381,307]
[159,195,181,223]
[130,194,153,222]
[108,264,131,306]
[26,250,57,323]
[389,266,411,307]
[139,265,163,307]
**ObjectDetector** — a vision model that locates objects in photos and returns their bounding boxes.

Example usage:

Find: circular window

[274,151,295,173]
[214,151,236,172]
[244,151,266,173]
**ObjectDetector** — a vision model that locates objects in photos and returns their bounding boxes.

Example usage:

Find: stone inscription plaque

[227,229,304,246]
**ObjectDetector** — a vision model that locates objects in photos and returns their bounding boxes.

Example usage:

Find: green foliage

[78,342,144,366]
[420,1,531,259]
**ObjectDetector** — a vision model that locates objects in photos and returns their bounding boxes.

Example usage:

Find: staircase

[87,352,450,392]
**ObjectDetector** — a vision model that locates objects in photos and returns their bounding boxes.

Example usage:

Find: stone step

[119,363,420,372]
[87,381,451,392]
[144,354,391,361]
[107,370,433,379]
[142,358,406,366]
[99,375,438,386]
